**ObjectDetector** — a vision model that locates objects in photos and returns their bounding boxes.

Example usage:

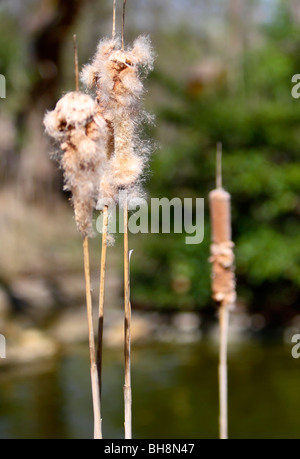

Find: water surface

[0,340,298,439]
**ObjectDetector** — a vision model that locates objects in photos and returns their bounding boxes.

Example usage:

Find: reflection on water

[0,340,299,439]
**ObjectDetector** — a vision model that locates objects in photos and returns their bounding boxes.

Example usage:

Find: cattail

[44,91,108,237]
[81,35,154,203]
[81,37,118,164]
[44,88,107,439]
[209,144,236,307]
[209,188,235,306]
[209,144,236,440]
[44,8,155,439]
[81,4,155,439]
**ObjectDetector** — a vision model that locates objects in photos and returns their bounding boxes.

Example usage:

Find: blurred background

[0,0,299,439]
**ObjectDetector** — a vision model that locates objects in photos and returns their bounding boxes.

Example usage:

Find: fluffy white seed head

[44,92,99,137]
[80,36,155,211]
[44,91,108,237]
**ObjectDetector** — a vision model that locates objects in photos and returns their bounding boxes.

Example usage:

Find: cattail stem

[83,237,102,440]
[112,0,116,39]
[73,34,79,92]
[123,200,132,439]
[216,142,223,189]
[97,205,109,401]
[219,302,229,440]
[122,0,127,50]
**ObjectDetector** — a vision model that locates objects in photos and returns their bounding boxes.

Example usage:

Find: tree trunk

[16,0,91,201]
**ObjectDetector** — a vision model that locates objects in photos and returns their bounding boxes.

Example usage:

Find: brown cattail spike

[209,146,236,308]
[209,188,232,244]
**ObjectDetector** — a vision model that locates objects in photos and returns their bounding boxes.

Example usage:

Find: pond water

[0,339,299,439]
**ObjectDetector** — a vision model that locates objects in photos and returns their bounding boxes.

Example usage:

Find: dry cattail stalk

[122,0,127,50]
[112,0,117,40]
[97,203,108,401]
[218,301,229,441]
[73,34,80,92]
[83,236,103,439]
[209,145,236,440]
[123,201,132,439]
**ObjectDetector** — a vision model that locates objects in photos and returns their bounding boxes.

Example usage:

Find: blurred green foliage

[131,7,300,323]
[0,12,29,112]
